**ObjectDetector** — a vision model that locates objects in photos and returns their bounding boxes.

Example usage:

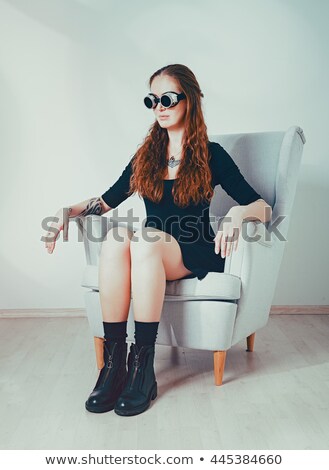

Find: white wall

[0,0,328,309]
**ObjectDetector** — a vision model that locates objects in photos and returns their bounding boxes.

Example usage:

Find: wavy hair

[128,64,214,207]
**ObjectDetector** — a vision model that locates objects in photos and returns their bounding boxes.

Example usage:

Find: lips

[159,115,169,118]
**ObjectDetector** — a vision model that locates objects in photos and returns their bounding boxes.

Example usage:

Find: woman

[44,64,271,417]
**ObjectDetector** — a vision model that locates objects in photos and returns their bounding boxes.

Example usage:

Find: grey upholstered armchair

[75,125,306,385]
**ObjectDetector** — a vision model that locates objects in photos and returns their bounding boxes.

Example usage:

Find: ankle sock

[134,320,159,348]
[103,321,128,344]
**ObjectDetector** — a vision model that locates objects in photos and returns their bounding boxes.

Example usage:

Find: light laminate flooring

[0,315,328,450]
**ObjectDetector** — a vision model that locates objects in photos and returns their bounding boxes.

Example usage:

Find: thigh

[100,225,134,258]
[131,227,194,281]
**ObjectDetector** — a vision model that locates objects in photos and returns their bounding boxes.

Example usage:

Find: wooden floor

[0,315,328,450]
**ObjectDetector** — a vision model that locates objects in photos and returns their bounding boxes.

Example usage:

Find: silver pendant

[168,156,181,168]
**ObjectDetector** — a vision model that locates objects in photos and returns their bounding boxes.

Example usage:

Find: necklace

[167,147,182,168]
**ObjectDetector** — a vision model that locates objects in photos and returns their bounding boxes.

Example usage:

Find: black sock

[103,321,128,344]
[134,320,159,348]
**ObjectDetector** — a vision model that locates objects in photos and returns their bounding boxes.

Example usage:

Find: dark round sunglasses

[144,91,186,109]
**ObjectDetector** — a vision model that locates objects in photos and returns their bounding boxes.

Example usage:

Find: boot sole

[114,382,157,417]
[85,401,116,413]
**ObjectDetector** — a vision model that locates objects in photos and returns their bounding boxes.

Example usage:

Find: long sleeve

[101,155,134,208]
[209,142,262,205]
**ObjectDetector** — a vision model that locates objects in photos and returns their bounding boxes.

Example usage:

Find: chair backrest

[209,125,306,239]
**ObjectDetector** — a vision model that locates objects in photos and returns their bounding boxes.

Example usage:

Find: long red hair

[128,64,214,208]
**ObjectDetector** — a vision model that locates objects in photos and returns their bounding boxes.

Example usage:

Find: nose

[156,101,165,111]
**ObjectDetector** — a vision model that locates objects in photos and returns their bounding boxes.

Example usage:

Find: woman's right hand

[44,208,69,254]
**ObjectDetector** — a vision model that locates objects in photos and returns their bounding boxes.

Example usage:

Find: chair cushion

[82,266,241,301]
[164,272,241,300]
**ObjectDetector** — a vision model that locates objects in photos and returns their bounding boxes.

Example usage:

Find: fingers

[45,238,55,254]
[63,209,69,242]
[220,233,227,258]
[225,237,233,257]
[45,235,55,254]
[214,231,229,258]
[46,241,55,254]
[226,227,239,257]
[234,233,239,252]
[45,228,60,254]
[214,231,222,254]
[214,227,240,258]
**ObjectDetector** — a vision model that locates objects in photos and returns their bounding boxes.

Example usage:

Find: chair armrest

[74,214,140,266]
[224,220,285,345]
[224,220,276,276]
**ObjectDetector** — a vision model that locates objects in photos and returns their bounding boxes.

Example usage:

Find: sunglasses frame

[144,91,186,109]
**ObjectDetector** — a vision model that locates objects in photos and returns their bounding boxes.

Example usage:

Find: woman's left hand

[213,208,244,258]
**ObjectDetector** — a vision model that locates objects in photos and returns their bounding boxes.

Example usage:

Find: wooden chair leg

[213,350,227,386]
[246,332,256,352]
[94,336,105,370]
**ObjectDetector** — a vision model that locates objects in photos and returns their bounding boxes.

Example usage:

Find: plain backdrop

[0,0,328,309]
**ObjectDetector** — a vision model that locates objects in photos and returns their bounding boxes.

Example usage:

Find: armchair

[75,125,306,385]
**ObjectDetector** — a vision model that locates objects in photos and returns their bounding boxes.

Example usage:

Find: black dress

[101,141,263,281]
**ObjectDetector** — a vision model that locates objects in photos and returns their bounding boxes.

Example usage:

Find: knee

[130,228,163,260]
[100,226,133,259]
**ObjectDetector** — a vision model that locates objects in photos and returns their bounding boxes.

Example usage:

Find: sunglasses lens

[144,96,154,109]
[160,94,172,108]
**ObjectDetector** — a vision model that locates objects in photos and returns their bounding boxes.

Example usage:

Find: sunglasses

[144,91,186,109]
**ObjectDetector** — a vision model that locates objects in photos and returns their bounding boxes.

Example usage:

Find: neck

[167,128,185,153]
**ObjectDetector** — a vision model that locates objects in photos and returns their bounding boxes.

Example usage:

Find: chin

[159,120,176,126]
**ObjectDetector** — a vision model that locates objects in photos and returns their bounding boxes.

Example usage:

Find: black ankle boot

[85,340,127,413]
[114,343,157,417]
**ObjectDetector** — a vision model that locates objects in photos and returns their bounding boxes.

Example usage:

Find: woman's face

[150,75,187,131]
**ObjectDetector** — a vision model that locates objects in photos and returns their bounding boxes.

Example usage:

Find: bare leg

[98,226,134,322]
[110,228,193,417]
[130,228,193,322]
[86,226,140,413]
